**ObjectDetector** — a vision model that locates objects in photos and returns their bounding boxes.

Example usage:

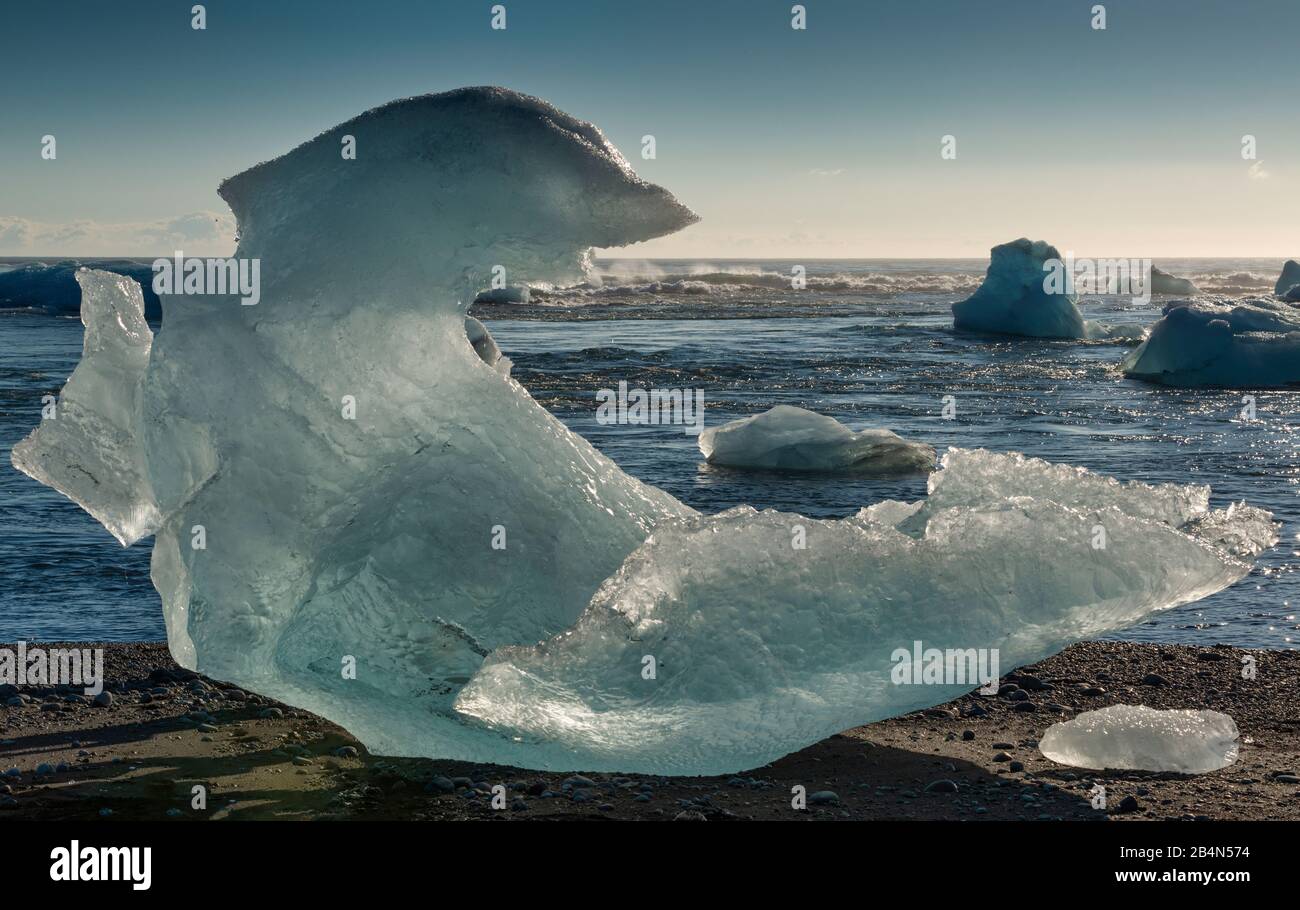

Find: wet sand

[2,640,1297,821]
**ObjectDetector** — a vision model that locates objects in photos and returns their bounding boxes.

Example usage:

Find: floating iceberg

[473,285,532,305]
[1039,705,1239,773]
[954,238,1097,339]
[11,89,1277,774]
[698,405,934,473]
[1274,259,1300,297]
[1150,266,1199,296]
[1121,297,1300,387]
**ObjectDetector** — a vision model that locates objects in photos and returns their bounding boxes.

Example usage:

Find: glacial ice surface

[457,449,1273,773]
[1121,297,1300,387]
[11,270,161,545]
[1039,705,1239,773]
[698,405,934,473]
[954,238,1099,339]
[11,88,1279,775]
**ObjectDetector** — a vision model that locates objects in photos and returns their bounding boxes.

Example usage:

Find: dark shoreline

[2,640,1297,821]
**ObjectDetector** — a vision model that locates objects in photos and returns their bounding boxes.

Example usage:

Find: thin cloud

[0,212,236,256]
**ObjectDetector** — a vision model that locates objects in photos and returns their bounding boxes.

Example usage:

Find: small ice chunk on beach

[698,405,934,473]
[1039,705,1239,773]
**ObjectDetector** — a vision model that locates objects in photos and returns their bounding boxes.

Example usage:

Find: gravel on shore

[1,640,1297,821]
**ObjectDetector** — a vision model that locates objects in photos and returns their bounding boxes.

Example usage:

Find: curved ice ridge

[457,448,1273,773]
[11,88,1277,775]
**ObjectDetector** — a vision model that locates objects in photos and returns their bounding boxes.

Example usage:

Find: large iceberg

[698,405,934,473]
[1121,297,1300,388]
[11,89,1278,774]
[1039,705,1239,774]
[1274,259,1300,298]
[954,238,1096,339]
[15,88,698,763]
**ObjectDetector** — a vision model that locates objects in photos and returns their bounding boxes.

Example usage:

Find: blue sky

[2,0,1297,257]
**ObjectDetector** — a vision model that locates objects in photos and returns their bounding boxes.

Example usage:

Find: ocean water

[1,258,1296,645]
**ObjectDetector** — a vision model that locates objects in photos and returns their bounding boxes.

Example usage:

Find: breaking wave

[531,268,986,301]
[3,259,1285,318]
[0,260,162,319]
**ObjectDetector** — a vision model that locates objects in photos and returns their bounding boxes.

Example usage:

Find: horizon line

[2,253,1296,263]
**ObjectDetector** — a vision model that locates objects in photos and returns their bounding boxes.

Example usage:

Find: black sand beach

[2,640,1297,822]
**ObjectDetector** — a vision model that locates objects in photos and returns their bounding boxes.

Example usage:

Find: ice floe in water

[1274,259,1300,297]
[473,285,532,305]
[699,405,934,473]
[1039,705,1239,773]
[954,238,1111,340]
[1121,297,1300,387]
[10,88,1279,774]
[1150,266,1199,296]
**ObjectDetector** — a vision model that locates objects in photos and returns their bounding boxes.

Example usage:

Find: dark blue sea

[2,257,1296,645]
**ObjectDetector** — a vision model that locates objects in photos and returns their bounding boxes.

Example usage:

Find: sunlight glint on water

[2,258,1296,645]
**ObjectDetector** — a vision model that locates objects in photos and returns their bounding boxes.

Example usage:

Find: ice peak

[217,87,697,294]
[953,237,1088,339]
